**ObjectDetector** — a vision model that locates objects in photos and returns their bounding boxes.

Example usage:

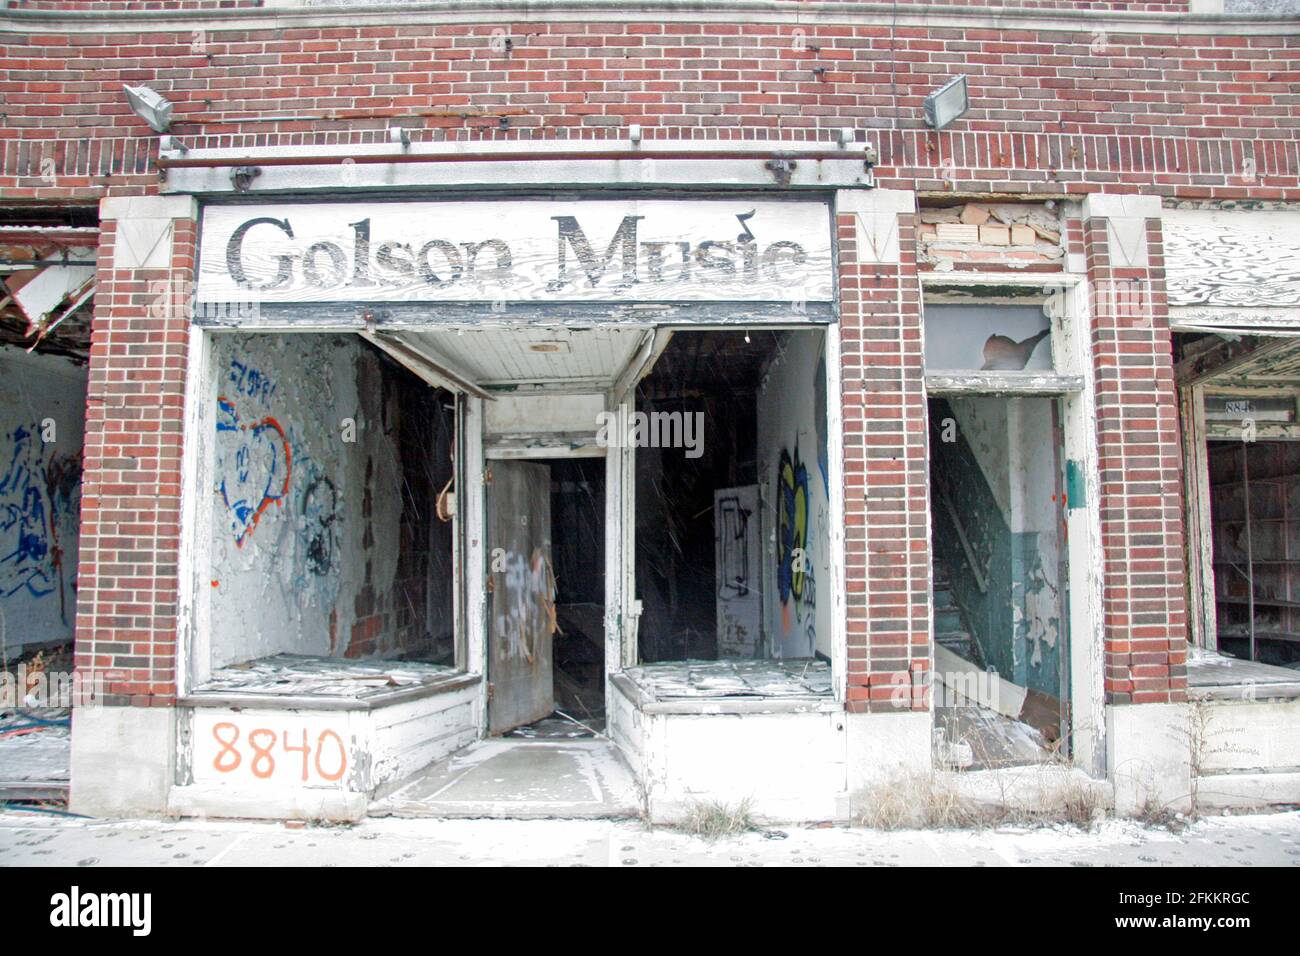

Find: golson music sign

[195,199,834,305]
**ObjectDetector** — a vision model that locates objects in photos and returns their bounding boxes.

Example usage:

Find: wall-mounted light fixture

[123,84,174,133]
[923,75,970,131]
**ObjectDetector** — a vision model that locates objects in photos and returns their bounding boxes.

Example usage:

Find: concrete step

[933,607,965,633]
[935,630,984,667]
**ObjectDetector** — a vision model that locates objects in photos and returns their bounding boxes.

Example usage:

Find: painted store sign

[196,199,834,305]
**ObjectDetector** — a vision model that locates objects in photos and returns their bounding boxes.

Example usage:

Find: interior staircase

[932,555,985,669]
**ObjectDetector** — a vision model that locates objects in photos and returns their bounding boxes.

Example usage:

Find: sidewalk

[2,810,1298,867]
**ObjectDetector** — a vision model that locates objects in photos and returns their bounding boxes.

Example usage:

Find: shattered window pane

[924,304,1053,373]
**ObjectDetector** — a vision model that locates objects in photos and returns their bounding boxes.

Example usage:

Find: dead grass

[1056,778,1105,828]
[1133,795,1189,833]
[680,798,757,840]
[855,773,984,830]
[856,771,1105,831]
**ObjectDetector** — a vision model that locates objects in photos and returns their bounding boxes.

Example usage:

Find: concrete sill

[1189,682,1300,702]
[178,672,481,713]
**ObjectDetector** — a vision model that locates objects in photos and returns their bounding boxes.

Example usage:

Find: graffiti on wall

[776,446,816,655]
[494,547,556,663]
[717,495,752,600]
[301,474,339,577]
[216,395,292,547]
[0,423,81,625]
[715,486,762,658]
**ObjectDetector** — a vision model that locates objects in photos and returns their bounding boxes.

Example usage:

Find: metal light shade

[123,84,173,133]
[923,75,970,131]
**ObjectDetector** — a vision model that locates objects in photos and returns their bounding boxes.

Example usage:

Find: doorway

[928,394,1071,769]
[486,456,605,736]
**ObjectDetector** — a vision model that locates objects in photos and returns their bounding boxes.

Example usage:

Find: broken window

[632,328,831,670]
[1208,439,1300,665]
[197,332,460,698]
[924,304,1054,373]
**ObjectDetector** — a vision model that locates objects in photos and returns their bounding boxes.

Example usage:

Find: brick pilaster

[74,196,197,707]
[836,189,930,713]
[1080,193,1188,705]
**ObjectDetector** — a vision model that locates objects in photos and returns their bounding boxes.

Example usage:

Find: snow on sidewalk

[0,810,1298,867]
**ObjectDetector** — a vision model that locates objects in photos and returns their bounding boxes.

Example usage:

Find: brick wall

[1079,203,1189,704]
[73,207,194,706]
[0,17,1296,201]
[838,203,931,713]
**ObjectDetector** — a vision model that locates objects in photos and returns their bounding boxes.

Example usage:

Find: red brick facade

[5,2,1295,712]
[837,206,931,713]
[75,207,195,706]
[1081,208,1188,704]
[2,15,1298,202]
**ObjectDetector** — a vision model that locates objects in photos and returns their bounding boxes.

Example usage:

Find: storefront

[0,0,1282,824]
[109,143,863,820]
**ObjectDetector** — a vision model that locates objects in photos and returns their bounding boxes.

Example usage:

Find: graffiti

[776,446,817,653]
[207,719,347,784]
[301,474,339,577]
[216,396,292,547]
[716,486,762,659]
[0,424,81,623]
[776,447,809,607]
[717,495,752,599]
[226,357,278,406]
[494,547,556,663]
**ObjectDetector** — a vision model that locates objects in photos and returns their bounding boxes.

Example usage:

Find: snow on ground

[0,810,1297,867]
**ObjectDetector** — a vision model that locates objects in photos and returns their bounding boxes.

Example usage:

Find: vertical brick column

[836,189,930,714]
[1080,193,1188,705]
[75,195,197,708]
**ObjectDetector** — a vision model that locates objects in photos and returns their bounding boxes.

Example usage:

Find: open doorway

[928,394,1070,769]
[486,456,605,738]
[0,315,91,802]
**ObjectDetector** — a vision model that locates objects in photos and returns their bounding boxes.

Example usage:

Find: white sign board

[196,199,833,305]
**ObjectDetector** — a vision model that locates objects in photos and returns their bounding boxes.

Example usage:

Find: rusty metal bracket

[764,158,796,187]
[231,165,261,192]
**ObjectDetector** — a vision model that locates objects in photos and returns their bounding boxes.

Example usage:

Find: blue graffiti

[215,396,292,547]
[0,424,81,618]
[227,357,278,406]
